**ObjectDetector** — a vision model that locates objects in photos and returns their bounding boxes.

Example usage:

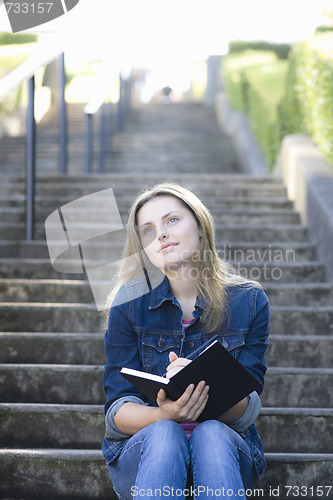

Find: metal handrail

[0,43,64,100]
[0,42,67,240]
[83,68,132,174]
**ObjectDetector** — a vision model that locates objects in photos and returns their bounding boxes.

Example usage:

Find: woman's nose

[156,224,168,240]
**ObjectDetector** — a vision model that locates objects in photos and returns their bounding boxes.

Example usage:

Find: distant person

[161,85,173,96]
[156,85,174,102]
[102,183,269,499]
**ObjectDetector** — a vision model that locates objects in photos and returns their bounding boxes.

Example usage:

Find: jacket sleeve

[103,286,150,415]
[105,395,148,439]
[228,390,261,433]
[237,286,270,394]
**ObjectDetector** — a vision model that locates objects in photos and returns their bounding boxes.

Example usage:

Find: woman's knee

[142,420,189,456]
[190,420,238,451]
[141,420,190,467]
[147,419,186,438]
[192,419,228,438]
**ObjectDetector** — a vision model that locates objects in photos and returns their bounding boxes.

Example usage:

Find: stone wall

[275,135,333,282]
[215,90,268,175]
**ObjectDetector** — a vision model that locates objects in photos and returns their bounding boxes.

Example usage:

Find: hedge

[279,33,333,165]
[0,32,38,45]
[223,34,333,169]
[228,40,291,60]
[222,50,288,169]
[315,26,333,34]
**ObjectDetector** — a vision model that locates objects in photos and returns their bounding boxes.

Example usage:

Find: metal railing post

[59,52,67,174]
[117,76,123,132]
[108,101,113,155]
[26,75,36,241]
[98,104,105,173]
[86,113,93,173]
[126,74,132,118]
[83,68,132,173]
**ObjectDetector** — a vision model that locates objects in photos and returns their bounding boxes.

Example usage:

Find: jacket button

[188,341,194,349]
[158,339,164,348]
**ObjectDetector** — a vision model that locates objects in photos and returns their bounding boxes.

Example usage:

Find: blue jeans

[107,420,258,500]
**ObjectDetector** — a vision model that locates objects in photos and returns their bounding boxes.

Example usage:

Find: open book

[120,339,260,421]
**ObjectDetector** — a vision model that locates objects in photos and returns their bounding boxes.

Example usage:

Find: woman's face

[136,196,202,274]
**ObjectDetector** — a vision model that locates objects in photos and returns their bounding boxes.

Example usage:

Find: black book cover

[120,340,260,421]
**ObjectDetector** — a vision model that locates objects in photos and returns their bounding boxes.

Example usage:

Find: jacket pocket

[141,331,183,375]
[218,330,246,359]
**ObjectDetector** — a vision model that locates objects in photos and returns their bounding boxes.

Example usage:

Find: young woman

[102,183,269,499]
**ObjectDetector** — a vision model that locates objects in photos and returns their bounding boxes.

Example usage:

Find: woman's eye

[168,217,178,224]
[144,227,155,234]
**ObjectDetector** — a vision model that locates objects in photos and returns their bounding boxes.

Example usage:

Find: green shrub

[279,34,333,165]
[0,32,38,45]
[223,34,333,169]
[315,26,333,34]
[223,50,288,169]
[228,40,291,60]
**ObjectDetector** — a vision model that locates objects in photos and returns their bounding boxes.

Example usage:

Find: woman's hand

[165,351,191,379]
[156,352,209,422]
[156,382,209,422]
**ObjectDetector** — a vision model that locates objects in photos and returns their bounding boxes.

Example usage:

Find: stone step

[267,335,333,368]
[1,403,332,454]
[270,306,333,335]
[0,177,286,189]
[1,332,331,368]
[0,259,84,279]
[0,258,324,283]
[0,303,99,333]
[264,367,333,408]
[0,173,280,183]
[0,364,331,407]
[0,279,95,303]
[0,172,284,184]
[0,98,330,500]
[0,222,309,241]
[1,303,332,334]
[231,261,325,283]
[0,182,289,199]
[0,240,316,261]
[0,173,285,184]
[258,454,333,499]
[1,280,331,307]
[257,408,333,454]
[0,448,332,499]
[0,332,105,365]
[0,181,289,197]
[1,302,332,334]
[0,194,295,210]
[0,448,115,500]
[264,283,333,306]
[0,206,301,225]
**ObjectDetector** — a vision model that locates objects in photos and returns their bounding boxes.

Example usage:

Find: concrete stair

[0,101,332,499]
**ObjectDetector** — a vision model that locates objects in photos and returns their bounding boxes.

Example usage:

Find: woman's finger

[169,351,178,363]
[178,381,207,411]
[156,388,167,405]
[166,358,191,377]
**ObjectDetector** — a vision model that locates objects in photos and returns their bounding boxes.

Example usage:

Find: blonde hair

[105,183,261,333]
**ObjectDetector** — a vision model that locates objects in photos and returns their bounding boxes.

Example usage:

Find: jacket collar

[149,274,207,313]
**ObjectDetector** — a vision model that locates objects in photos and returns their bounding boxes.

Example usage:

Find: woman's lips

[160,243,178,253]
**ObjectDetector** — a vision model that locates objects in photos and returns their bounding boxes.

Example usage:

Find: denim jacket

[102,275,269,477]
